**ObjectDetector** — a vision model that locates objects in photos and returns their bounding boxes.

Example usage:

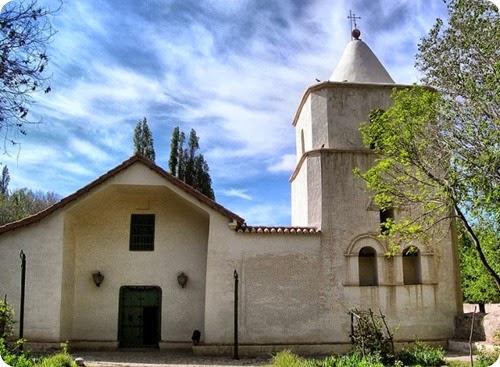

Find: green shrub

[319,352,384,367]
[475,348,500,367]
[270,350,313,367]
[270,350,385,367]
[0,338,36,367]
[0,299,15,338]
[397,341,445,366]
[35,353,76,367]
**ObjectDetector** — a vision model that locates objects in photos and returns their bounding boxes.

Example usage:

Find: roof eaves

[0,155,244,235]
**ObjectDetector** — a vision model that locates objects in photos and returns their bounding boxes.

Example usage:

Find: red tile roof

[0,155,245,235]
[235,224,320,234]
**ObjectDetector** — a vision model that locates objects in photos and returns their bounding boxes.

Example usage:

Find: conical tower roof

[329,31,394,84]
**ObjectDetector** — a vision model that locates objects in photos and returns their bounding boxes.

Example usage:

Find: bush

[0,299,15,338]
[36,353,76,367]
[271,350,315,367]
[349,309,395,364]
[317,352,384,367]
[0,338,36,367]
[270,350,385,367]
[397,341,444,366]
[475,348,500,367]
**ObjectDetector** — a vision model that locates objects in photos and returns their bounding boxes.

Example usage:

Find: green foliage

[168,127,215,199]
[269,350,384,367]
[270,350,313,367]
[0,186,59,225]
[133,117,156,162]
[0,338,78,367]
[357,0,500,290]
[349,309,394,363]
[1,166,10,196]
[397,342,445,366]
[36,353,76,367]
[0,299,14,338]
[476,348,500,367]
[459,224,500,304]
[168,126,180,175]
[0,338,36,367]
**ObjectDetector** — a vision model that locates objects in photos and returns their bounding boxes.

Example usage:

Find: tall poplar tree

[133,117,156,162]
[169,127,180,175]
[0,166,10,196]
[168,127,215,199]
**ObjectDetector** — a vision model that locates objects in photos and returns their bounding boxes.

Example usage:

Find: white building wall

[66,183,209,343]
[0,212,65,341]
[204,214,323,344]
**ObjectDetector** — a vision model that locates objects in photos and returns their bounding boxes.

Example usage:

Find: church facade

[0,33,462,354]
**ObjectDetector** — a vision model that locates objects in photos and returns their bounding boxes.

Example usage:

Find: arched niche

[358,246,378,286]
[344,234,385,287]
[402,246,422,285]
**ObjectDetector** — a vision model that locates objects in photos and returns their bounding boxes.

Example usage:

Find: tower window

[300,129,305,155]
[130,214,155,251]
[403,247,422,285]
[379,208,394,234]
[358,246,378,286]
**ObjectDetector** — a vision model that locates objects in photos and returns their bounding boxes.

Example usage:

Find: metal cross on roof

[347,10,361,30]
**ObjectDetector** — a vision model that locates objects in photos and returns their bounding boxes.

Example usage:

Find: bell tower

[290,28,397,232]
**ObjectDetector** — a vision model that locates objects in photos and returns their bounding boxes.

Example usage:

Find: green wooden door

[119,286,161,347]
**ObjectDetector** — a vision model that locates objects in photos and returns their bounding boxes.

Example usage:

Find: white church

[0,30,461,355]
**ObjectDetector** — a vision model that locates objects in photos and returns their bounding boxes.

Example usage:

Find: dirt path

[74,350,270,367]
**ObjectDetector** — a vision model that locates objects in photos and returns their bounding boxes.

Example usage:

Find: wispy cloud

[268,154,296,173]
[3,0,448,223]
[221,188,253,201]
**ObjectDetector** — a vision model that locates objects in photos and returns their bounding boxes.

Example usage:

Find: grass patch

[397,341,445,366]
[36,353,76,367]
[270,350,385,367]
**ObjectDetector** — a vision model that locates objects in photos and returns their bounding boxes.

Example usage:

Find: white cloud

[7,0,450,224]
[69,138,111,163]
[268,154,296,173]
[234,203,291,226]
[221,188,253,201]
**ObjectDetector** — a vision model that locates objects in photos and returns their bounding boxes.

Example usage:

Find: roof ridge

[0,155,244,235]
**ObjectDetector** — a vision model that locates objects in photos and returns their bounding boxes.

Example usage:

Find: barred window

[130,214,155,251]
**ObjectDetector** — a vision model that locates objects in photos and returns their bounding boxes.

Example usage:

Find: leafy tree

[177,130,186,181]
[184,129,199,186]
[0,0,58,143]
[357,0,499,290]
[133,117,156,162]
[168,127,215,199]
[168,127,180,175]
[459,224,500,309]
[0,166,10,196]
[0,187,59,225]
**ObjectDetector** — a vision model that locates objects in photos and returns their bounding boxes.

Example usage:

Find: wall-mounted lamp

[177,272,188,288]
[92,271,104,287]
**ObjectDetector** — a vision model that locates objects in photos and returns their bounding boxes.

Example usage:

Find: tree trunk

[479,303,486,313]
[454,204,500,292]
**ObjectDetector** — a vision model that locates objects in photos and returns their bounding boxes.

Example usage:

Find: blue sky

[1,0,448,225]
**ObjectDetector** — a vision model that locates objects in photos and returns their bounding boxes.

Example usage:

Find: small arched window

[359,246,378,286]
[300,129,305,155]
[403,247,422,285]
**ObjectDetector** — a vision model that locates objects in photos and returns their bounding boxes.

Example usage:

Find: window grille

[130,214,155,251]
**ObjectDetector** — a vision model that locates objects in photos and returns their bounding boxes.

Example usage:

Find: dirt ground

[74,350,270,367]
[72,349,481,367]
